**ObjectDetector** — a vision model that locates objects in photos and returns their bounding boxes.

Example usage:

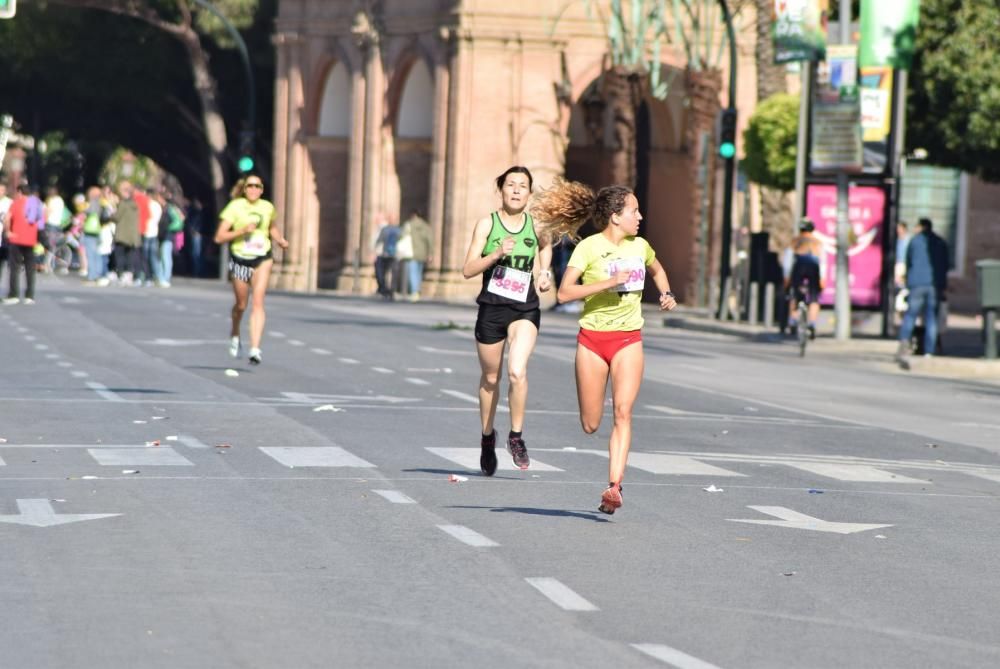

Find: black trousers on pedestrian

[374,256,396,297]
[8,244,36,300]
[114,244,141,276]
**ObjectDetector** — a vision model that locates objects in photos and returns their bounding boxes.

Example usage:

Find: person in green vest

[461,166,553,475]
[214,175,289,365]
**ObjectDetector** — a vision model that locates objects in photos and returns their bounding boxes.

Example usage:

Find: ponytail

[531,178,633,240]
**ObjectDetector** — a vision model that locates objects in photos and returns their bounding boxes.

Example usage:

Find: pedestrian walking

[3,184,44,304]
[898,217,949,358]
[214,175,289,365]
[399,209,433,302]
[533,179,676,514]
[371,212,400,300]
[462,166,553,475]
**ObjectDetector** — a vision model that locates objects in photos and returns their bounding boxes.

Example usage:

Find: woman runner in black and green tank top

[462,166,552,476]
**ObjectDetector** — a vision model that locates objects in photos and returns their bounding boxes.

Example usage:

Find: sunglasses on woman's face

[246,183,263,189]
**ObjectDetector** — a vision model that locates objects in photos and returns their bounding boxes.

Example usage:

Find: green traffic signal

[0,0,17,19]
[718,142,736,160]
[238,155,255,173]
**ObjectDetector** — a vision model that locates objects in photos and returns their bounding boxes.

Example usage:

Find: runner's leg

[230,276,249,339]
[575,343,610,434]
[476,339,505,435]
[504,319,538,433]
[248,259,274,350]
[607,341,643,486]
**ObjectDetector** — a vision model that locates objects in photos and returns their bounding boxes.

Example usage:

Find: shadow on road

[447,504,610,522]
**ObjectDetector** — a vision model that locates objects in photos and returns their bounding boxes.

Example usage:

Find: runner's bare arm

[462,216,502,279]
[269,218,289,249]
[213,218,243,244]
[647,259,677,310]
[535,233,553,292]
[557,266,630,303]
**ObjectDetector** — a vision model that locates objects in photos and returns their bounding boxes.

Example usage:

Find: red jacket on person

[134,190,151,237]
[5,196,39,247]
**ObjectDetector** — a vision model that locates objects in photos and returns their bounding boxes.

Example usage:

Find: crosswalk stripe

[437,524,498,547]
[631,643,723,669]
[426,447,564,472]
[783,462,927,483]
[259,446,375,468]
[372,489,416,504]
[87,447,194,466]
[525,577,598,611]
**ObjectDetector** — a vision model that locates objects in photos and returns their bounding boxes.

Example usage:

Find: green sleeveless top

[477,211,540,310]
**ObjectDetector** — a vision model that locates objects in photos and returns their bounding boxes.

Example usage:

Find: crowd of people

[0,180,211,303]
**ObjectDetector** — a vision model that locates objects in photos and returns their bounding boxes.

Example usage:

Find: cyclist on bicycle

[782,218,825,339]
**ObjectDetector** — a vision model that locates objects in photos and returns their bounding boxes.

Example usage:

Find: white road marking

[727,506,893,534]
[287,339,305,346]
[269,331,287,338]
[71,371,88,378]
[426,447,563,472]
[406,367,453,374]
[34,344,48,351]
[440,389,479,404]
[310,348,332,355]
[88,447,194,466]
[338,357,360,364]
[783,462,927,484]
[525,577,599,611]
[179,435,211,450]
[86,381,124,402]
[56,361,71,367]
[437,524,498,547]
[260,446,375,468]
[371,367,394,374]
[137,338,219,346]
[0,499,121,528]
[418,345,475,357]
[405,377,430,386]
[264,391,418,405]
[577,450,748,477]
[372,489,417,504]
[631,643,723,669]
[647,405,821,426]
[24,335,36,341]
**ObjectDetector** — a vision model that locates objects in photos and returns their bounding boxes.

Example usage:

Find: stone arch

[317,60,352,137]
[387,48,435,227]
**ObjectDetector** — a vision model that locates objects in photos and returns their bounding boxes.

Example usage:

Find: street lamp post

[716,0,737,319]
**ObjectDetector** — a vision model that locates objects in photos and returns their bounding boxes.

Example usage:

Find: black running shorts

[474,304,541,344]
[229,252,272,283]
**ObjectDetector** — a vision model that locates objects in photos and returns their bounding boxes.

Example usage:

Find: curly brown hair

[530,178,633,241]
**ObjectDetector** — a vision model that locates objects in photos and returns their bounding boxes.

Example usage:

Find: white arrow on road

[0,499,122,528]
[728,506,893,535]
[263,392,421,405]
[137,338,219,347]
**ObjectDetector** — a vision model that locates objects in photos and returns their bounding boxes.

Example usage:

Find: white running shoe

[248,347,262,365]
[228,336,241,358]
[23,298,35,305]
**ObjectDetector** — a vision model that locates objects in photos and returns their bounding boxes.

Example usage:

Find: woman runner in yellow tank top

[214,175,289,365]
[532,179,677,514]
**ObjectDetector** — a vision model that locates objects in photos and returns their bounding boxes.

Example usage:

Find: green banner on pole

[773,0,829,64]
[859,0,921,70]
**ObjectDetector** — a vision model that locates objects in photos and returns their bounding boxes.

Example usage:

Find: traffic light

[0,0,16,19]
[718,107,737,160]
[237,130,255,173]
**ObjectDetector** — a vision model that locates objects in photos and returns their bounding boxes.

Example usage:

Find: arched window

[396,59,433,139]
[318,62,351,137]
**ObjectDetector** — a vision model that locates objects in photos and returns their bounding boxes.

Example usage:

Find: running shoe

[23,298,35,305]
[480,430,498,477]
[598,483,623,515]
[248,347,262,365]
[808,324,816,340]
[507,435,530,470]
[228,336,241,358]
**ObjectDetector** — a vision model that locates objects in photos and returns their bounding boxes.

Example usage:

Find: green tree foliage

[742,92,798,191]
[908,0,1000,182]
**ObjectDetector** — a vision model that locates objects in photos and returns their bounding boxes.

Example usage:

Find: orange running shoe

[598,483,622,515]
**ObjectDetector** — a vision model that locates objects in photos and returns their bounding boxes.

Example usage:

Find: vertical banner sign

[810,44,863,173]
[859,66,894,173]
[773,0,829,63]
[859,0,921,70]
[805,184,885,307]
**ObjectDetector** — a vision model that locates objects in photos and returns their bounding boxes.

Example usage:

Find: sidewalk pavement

[660,306,1000,385]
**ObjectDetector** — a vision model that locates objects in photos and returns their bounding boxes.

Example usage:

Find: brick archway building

[270,1,760,303]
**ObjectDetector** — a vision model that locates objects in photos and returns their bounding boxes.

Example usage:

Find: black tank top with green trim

[476,211,540,310]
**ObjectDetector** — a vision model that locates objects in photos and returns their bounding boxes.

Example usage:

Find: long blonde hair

[531,178,633,241]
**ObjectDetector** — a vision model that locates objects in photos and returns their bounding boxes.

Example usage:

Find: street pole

[189,0,256,282]
[716,0,737,320]
[792,65,811,224]
[833,0,852,341]
[884,69,909,338]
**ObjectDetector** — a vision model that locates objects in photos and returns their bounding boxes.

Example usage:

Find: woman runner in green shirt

[214,175,289,365]
[462,166,553,475]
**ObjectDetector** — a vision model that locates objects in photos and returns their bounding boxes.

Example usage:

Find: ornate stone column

[426,28,452,297]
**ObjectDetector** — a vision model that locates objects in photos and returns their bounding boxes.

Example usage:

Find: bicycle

[788,277,812,357]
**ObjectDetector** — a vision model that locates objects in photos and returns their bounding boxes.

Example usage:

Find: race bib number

[607,257,646,292]
[242,233,267,256]
[487,265,531,302]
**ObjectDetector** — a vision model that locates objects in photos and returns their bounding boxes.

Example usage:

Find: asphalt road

[2,275,999,669]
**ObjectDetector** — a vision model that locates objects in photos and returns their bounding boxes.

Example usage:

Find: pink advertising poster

[804,184,885,307]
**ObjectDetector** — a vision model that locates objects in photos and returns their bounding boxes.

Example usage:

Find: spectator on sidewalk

[898,217,949,359]
[0,184,11,285]
[3,184,43,304]
[113,181,142,285]
[399,209,433,302]
[371,212,400,300]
